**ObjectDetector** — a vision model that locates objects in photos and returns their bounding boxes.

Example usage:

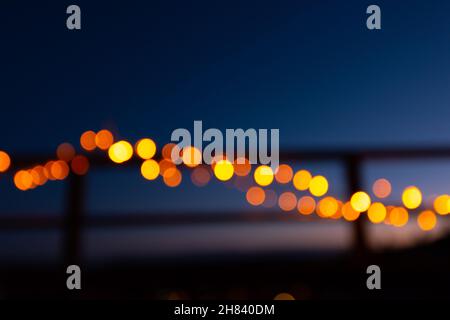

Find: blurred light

[417,210,437,231]
[214,159,234,181]
[330,200,343,219]
[141,159,160,180]
[433,194,449,215]
[30,166,47,186]
[71,155,89,175]
[350,191,371,212]
[0,151,11,173]
[44,161,56,180]
[309,175,328,197]
[367,202,387,224]
[293,170,311,191]
[342,202,360,221]
[80,130,97,151]
[254,165,274,186]
[384,206,395,225]
[233,157,251,177]
[56,143,75,162]
[318,196,338,217]
[278,192,297,211]
[262,189,277,208]
[163,168,182,187]
[51,160,69,180]
[136,138,157,160]
[182,146,202,168]
[274,164,293,184]
[274,293,295,300]
[108,140,133,163]
[246,186,266,206]
[191,167,211,187]
[29,168,41,186]
[14,170,33,191]
[159,159,176,176]
[162,143,180,162]
[372,178,391,199]
[402,186,422,209]
[95,129,114,150]
[390,207,409,227]
[297,196,316,215]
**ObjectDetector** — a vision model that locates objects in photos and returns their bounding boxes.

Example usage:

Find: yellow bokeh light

[402,186,422,209]
[367,202,387,224]
[433,194,449,215]
[182,146,202,168]
[140,159,160,180]
[417,210,437,231]
[292,170,311,191]
[214,159,234,181]
[318,196,338,217]
[108,140,133,164]
[136,138,157,160]
[342,202,360,221]
[254,165,274,186]
[390,207,409,227]
[0,151,11,173]
[309,175,328,197]
[350,191,371,212]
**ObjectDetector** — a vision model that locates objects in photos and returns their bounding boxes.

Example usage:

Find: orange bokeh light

[342,202,360,221]
[318,196,339,217]
[80,130,97,151]
[275,164,293,184]
[292,170,311,191]
[417,210,437,231]
[390,207,409,227]
[71,155,90,175]
[163,168,182,187]
[14,170,33,191]
[372,178,392,199]
[95,129,114,150]
[0,151,11,173]
[297,196,316,215]
[51,160,70,180]
[56,143,75,162]
[233,157,251,177]
[191,167,211,187]
[278,192,297,211]
[246,186,266,206]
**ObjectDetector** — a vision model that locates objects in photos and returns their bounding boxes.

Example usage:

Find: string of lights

[0,129,448,232]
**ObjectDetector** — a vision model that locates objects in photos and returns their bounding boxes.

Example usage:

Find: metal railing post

[63,174,84,267]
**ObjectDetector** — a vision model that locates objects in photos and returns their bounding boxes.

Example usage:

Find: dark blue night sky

[2,0,450,215]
